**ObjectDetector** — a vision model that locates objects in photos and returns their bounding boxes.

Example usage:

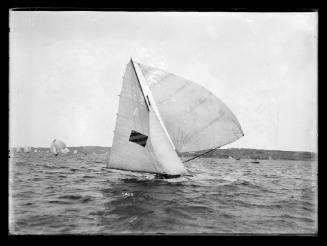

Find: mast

[130,58,149,111]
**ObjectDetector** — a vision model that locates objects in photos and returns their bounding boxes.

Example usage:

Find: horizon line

[9,145,317,153]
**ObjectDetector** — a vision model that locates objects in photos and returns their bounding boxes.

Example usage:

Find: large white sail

[108,59,186,175]
[137,63,244,153]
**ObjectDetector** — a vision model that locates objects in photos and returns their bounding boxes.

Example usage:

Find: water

[9,152,317,234]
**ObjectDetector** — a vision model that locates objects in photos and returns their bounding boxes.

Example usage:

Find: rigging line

[182,146,221,163]
[130,59,149,111]
[182,133,244,163]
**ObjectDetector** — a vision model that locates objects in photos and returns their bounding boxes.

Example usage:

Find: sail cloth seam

[156,83,189,105]
[116,113,133,120]
[182,93,211,116]
[122,75,172,86]
[183,114,226,145]
[139,69,173,86]
[118,95,148,109]
[112,130,130,137]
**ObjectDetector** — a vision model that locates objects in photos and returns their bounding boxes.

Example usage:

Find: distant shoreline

[10,146,317,161]
[182,148,316,161]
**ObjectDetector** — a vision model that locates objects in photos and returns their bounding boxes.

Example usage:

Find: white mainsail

[108,58,243,176]
[137,63,244,152]
[108,59,186,175]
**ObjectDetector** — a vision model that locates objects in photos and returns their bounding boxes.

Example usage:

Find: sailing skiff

[108,58,244,179]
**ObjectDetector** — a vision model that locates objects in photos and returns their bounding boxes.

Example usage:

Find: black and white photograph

[9,10,318,235]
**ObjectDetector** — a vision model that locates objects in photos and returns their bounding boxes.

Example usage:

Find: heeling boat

[108,58,244,179]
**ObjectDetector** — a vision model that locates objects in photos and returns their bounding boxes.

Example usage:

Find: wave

[10,155,317,234]
[54,195,93,203]
[279,214,315,223]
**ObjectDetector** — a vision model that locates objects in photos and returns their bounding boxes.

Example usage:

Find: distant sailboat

[24,146,32,153]
[108,59,244,179]
[50,139,67,156]
[60,148,70,154]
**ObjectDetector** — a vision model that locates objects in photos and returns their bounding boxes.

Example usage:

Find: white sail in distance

[50,139,67,154]
[136,63,244,153]
[108,59,186,175]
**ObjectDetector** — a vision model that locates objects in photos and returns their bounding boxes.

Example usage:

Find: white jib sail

[108,59,186,175]
[149,107,187,175]
[137,63,244,153]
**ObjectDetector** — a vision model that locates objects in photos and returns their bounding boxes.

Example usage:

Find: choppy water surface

[9,152,317,234]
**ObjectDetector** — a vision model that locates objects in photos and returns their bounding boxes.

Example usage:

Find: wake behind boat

[108,58,244,179]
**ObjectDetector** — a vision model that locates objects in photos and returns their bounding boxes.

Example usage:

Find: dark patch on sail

[129,130,148,147]
[146,95,151,106]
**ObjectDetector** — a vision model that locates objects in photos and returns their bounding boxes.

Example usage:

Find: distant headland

[182,148,316,161]
[10,146,317,161]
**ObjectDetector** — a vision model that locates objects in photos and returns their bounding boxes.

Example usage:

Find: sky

[9,11,317,152]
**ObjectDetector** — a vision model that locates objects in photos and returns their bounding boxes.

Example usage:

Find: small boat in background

[50,139,68,155]
[250,160,260,164]
[24,146,32,153]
